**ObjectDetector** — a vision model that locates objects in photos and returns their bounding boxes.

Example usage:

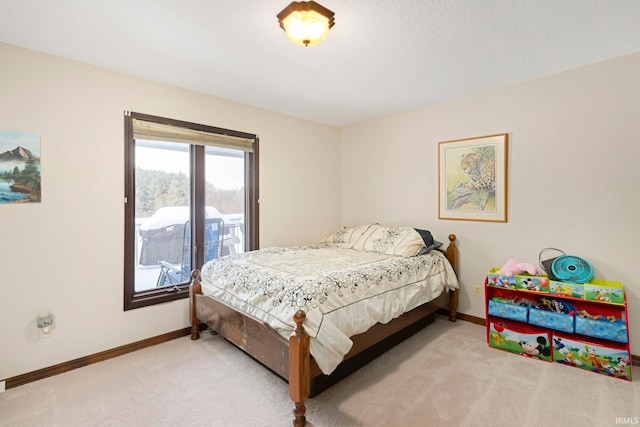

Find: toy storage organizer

[485,270,632,381]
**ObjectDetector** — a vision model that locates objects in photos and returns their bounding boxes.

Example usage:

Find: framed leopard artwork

[438,133,508,222]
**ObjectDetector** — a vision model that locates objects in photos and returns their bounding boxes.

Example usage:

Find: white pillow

[318,224,377,246]
[352,225,425,257]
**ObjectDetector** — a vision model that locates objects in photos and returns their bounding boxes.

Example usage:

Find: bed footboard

[289,311,310,427]
[190,270,203,340]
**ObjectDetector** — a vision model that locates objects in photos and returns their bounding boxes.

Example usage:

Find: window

[124,112,259,310]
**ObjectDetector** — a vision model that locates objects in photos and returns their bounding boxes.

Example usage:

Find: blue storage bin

[528,307,574,333]
[488,299,528,322]
[575,316,628,343]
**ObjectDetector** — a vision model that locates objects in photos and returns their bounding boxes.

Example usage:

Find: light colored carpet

[1,317,638,427]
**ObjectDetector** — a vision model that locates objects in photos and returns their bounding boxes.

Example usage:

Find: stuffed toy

[497,258,541,276]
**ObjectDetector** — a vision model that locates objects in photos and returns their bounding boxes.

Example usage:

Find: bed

[189,224,460,426]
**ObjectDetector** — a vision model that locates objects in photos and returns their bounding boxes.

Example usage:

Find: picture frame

[438,133,508,222]
[0,129,41,204]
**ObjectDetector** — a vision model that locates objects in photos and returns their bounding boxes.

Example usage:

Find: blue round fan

[551,255,594,284]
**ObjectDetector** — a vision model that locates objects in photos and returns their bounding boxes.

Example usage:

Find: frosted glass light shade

[277,1,335,47]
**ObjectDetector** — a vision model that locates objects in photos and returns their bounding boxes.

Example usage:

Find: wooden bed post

[189,269,202,340]
[449,289,459,322]
[446,234,459,322]
[289,310,310,427]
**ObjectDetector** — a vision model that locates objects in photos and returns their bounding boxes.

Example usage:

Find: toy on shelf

[577,310,615,322]
[537,296,576,315]
[497,258,542,276]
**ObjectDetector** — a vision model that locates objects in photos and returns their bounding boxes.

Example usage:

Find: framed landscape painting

[0,129,41,203]
[438,133,508,222]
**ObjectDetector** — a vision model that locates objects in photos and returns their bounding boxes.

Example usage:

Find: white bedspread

[200,244,459,374]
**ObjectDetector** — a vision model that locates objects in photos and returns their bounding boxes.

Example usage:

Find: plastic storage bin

[529,308,574,333]
[488,299,529,322]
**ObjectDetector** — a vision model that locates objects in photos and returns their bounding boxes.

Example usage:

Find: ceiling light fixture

[277,1,335,47]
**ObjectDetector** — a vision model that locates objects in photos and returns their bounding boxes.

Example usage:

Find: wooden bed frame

[189,234,459,426]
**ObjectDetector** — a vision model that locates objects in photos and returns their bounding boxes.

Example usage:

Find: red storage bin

[487,316,552,362]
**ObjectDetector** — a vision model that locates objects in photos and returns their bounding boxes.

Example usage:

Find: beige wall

[2,40,639,382]
[340,52,640,355]
[0,42,341,380]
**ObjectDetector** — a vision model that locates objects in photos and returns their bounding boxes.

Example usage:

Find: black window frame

[124,111,259,310]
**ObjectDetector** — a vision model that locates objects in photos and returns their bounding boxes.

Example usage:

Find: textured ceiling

[1,1,640,127]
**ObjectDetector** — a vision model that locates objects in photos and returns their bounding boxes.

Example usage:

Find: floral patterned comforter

[200,243,459,374]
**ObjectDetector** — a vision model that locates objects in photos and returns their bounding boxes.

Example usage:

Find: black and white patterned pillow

[352,225,426,257]
[318,224,377,245]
